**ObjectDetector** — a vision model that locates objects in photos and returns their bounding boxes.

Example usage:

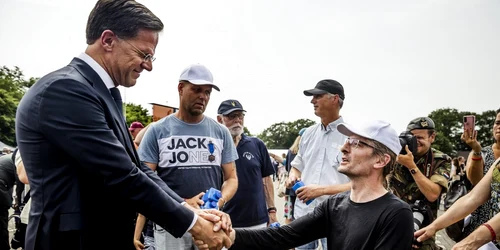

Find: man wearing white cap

[199,120,414,250]
[138,64,238,250]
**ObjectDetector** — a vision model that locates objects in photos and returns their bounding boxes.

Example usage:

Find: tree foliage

[243,127,252,136]
[258,118,316,149]
[0,66,37,146]
[124,102,152,127]
[428,108,496,155]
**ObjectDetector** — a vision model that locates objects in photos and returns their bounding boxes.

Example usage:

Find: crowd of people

[1,0,499,250]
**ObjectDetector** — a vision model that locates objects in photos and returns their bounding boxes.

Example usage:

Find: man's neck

[321,114,341,127]
[349,178,388,203]
[233,134,242,146]
[175,110,204,124]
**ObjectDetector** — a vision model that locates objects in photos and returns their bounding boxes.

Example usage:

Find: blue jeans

[296,238,327,250]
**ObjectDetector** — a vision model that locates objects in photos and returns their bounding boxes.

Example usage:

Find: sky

[1,0,499,135]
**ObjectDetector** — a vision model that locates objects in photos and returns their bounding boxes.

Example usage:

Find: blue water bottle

[292,181,314,205]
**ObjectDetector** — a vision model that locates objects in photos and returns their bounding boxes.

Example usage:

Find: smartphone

[463,115,476,132]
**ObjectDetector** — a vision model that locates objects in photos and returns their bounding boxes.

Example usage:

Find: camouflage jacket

[389,148,451,219]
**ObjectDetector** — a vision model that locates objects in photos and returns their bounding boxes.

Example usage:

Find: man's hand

[286,175,298,189]
[133,239,145,250]
[268,212,278,226]
[217,198,226,211]
[461,129,481,152]
[195,229,236,250]
[296,184,323,203]
[185,192,205,209]
[198,209,233,234]
[397,146,416,169]
[190,216,232,250]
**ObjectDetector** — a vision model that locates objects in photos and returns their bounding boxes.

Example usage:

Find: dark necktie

[109,87,123,116]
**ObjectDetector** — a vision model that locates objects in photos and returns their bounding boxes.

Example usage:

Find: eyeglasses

[225,113,245,120]
[345,138,375,149]
[118,37,156,63]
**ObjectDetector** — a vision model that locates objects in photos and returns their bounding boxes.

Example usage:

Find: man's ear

[100,30,117,52]
[429,132,436,143]
[178,82,184,94]
[373,153,390,170]
[217,115,223,124]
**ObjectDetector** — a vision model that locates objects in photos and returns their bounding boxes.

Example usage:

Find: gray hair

[327,93,344,109]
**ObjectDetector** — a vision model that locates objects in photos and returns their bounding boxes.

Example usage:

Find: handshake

[189,208,235,250]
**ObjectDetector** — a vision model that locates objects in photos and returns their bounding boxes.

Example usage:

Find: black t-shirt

[234,191,413,250]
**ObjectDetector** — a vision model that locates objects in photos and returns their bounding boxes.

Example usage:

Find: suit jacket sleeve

[37,79,193,237]
[136,123,184,202]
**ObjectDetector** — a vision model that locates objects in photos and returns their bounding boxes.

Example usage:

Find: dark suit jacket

[16,58,194,250]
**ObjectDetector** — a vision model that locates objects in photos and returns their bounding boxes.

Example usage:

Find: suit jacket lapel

[68,58,141,165]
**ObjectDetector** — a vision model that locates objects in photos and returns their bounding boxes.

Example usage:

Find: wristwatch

[410,168,418,175]
[472,151,482,156]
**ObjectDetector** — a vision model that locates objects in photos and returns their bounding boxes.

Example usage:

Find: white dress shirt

[291,117,350,219]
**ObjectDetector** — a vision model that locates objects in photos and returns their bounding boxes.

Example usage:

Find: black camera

[411,200,433,246]
[399,131,417,155]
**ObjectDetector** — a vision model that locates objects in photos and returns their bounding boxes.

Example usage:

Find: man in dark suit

[15,1,231,250]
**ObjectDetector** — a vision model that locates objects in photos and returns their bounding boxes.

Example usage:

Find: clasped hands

[190,208,234,250]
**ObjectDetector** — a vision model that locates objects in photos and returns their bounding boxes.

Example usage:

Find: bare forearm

[433,192,484,231]
[409,165,441,202]
[321,182,351,196]
[289,167,301,179]
[466,151,485,186]
[17,162,29,184]
[263,176,275,208]
[459,213,500,248]
[221,177,238,202]
[134,213,146,240]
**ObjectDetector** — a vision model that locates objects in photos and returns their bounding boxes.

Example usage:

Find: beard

[228,123,243,137]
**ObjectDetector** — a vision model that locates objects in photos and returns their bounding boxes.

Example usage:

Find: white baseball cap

[179,64,220,91]
[337,120,402,155]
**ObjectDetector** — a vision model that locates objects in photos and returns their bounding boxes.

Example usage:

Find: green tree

[0,66,37,146]
[428,108,495,155]
[243,127,252,136]
[475,110,496,147]
[258,118,316,149]
[124,102,152,127]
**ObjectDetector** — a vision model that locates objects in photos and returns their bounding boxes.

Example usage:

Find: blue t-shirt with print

[223,134,275,227]
[138,115,238,199]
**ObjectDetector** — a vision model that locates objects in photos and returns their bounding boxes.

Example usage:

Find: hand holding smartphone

[463,115,476,133]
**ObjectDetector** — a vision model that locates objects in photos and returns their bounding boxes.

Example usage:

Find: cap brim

[337,123,371,139]
[303,88,328,96]
[221,108,246,115]
[187,79,220,91]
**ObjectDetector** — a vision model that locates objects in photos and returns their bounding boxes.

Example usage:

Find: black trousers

[0,208,9,250]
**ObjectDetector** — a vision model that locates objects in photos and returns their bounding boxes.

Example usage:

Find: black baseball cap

[217,99,246,115]
[303,79,345,100]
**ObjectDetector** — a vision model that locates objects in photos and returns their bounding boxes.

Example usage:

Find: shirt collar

[77,52,115,89]
[321,116,344,133]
